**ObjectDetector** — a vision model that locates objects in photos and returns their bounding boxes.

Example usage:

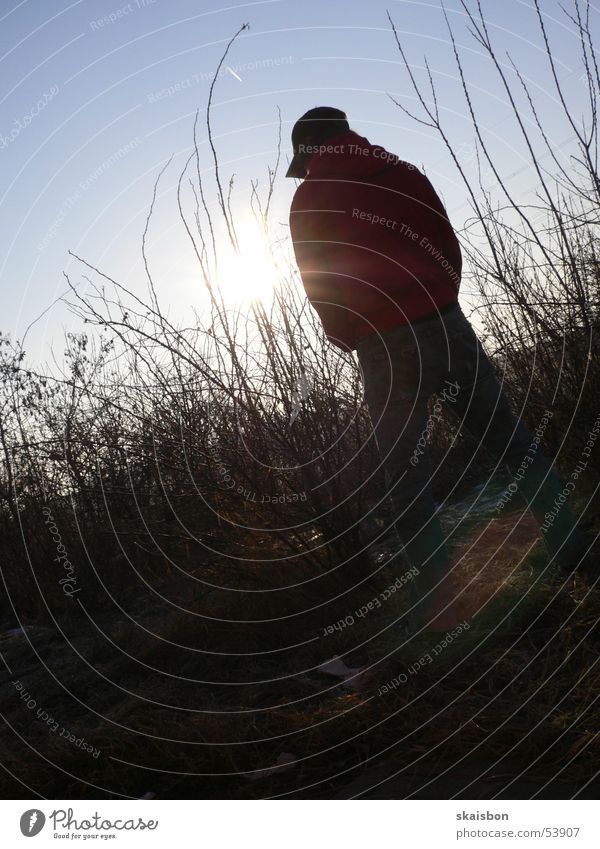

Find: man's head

[285,106,350,179]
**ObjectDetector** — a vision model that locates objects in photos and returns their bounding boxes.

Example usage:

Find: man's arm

[289,199,356,351]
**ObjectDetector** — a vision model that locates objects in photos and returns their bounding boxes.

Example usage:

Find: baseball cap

[285,106,349,178]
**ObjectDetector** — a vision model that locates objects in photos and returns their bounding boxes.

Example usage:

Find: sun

[216,221,279,304]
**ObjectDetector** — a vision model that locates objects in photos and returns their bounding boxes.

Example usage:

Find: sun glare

[216,223,279,304]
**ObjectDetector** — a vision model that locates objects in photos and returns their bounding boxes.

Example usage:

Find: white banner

[0,799,597,848]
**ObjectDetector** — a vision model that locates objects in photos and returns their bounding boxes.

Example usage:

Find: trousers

[356,303,585,624]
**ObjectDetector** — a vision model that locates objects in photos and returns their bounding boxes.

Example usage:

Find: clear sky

[0,0,595,362]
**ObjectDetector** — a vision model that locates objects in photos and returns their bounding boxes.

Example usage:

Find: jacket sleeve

[289,196,356,352]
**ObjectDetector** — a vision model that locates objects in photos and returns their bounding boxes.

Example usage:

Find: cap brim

[285,154,306,179]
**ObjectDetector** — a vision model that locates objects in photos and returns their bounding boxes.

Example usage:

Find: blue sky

[0,0,594,361]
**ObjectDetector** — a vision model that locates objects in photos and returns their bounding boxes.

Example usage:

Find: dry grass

[1,486,598,800]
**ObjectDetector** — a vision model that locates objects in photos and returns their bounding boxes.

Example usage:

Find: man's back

[289,130,462,351]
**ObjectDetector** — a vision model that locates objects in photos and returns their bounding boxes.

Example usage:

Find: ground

[1,476,598,799]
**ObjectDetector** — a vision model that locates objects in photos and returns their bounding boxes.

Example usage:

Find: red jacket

[289,130,461,351]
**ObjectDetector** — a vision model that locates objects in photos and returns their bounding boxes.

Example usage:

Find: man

[287,106,587,633]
